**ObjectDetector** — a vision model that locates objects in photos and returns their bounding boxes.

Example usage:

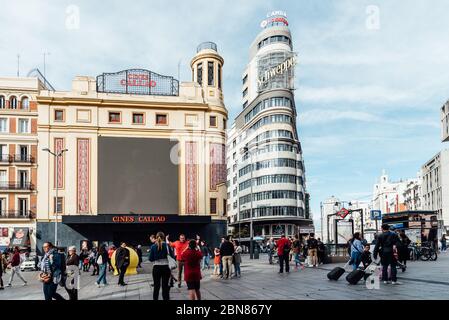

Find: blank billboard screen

[98,137,178,215]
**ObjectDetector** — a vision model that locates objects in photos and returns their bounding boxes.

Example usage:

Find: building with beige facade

[0,77,43,251]
[35,42,228,250]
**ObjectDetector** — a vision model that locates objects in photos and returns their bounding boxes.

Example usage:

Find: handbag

[39,272,52,284]
[97,255,103,265]
[166,243,177,270]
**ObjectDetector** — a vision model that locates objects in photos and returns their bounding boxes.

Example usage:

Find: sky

[1,0,449,230]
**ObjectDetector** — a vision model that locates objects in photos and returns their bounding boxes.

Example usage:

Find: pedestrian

[232,240,242,278]
[398,230,411,271]
[149,232,174,300]
[0,251,7,290]
[181,239,203,300]
[219,237,225,277]
[213,248,220,276]
[90,247,99,276]
[219,236,234,280]
[136,245,143,268]
[65,246,80,300]
[39,242,65,300]
[107,245,115,272]
[373,224,401,285]
[307,233,319,267]
[349,232,364,270]
[361,244,373,270]
[115,242,130,286]
[96,245,108,287]
[292,235,305,270]
[6,246,27,287]
[276,234,291,274]
[441,235,447,252]
[200,241,211,270]
[317,238,325,265]
[267,238,275,265]
[168,234,189,288]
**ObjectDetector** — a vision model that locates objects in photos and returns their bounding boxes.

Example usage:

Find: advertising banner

[9,227,30,248]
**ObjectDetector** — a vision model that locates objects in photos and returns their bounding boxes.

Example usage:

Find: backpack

[283,240,291,254]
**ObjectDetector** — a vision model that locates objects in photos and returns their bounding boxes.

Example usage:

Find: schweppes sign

[257,55,297,87]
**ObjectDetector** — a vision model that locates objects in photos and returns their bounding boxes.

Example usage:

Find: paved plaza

[1,252,448,300]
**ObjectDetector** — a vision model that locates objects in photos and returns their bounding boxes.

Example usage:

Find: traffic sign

[370,210,382,220]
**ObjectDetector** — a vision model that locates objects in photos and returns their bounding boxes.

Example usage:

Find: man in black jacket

[373,224,401,285]
[115,242,130,286]
[219,236,234,279]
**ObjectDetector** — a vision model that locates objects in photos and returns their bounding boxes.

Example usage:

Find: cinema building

[36,42,228,250]
[226,12,314,240]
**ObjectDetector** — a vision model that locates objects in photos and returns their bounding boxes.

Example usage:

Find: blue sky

[1,1,449,229]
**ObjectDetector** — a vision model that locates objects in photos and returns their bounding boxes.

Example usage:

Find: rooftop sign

[260,11,289,28]
[96,69,179,96]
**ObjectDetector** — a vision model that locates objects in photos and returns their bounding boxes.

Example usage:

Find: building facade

[226,12,313,241]
[0,77,42,251]
[420,149,449,235]
[36,43,228,251]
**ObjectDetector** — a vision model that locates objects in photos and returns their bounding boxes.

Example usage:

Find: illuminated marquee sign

[96,69,179,96]
[257,55,297,88]
[260,11,288,28]
[111,215,166,223]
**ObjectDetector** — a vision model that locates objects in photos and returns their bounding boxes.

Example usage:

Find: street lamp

[43,147,68,247]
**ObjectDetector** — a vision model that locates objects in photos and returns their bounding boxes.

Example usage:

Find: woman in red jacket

[181,239,203,300]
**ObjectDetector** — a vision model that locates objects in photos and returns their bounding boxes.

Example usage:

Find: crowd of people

[0,227,446,299]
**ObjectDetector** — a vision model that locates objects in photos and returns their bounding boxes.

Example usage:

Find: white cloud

[300,109,380,125]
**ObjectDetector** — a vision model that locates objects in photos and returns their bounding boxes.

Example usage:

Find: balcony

[0,210,34,219]
[0,154,35,164]
[12,154,35,164]
[0,182,35,191]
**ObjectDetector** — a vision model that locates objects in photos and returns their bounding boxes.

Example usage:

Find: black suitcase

[346,269,365,285]
[327,267,345,280]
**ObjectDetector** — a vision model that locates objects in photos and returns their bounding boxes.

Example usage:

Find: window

[156,114,168,125]
[18,198,28,216]
[223,199,227,216]
[197,63,203,85]
[242,88,248,98]
[21,97,29,109]
[18,170,28,188]
[210,198,217,214]
[9,96,17,109]
[242,75,248,85]
[243,101,248,109]
[218,65,222,89]
[0,96,4,109]
[108,112,121,123]
[132,113,144,124]
[0,118,7,132]
[0,198,5,216]
[19,145,28,161]
[208,61,214,86]
[209,115,217,127]
[223,118,226,129]
[54,110,64,121]
[0,145,7,162]
[18,119,29,133]
[54,197,64,214]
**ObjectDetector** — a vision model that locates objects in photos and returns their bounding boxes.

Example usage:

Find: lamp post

[43,147,68,247]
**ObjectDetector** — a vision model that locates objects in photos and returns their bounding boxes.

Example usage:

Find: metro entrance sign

[337,208,350,219]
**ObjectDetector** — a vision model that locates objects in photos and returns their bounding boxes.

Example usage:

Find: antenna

[16,54,20,77]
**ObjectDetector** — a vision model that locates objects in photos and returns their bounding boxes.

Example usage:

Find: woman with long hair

[349,232,364,270]
[149,232,174,300]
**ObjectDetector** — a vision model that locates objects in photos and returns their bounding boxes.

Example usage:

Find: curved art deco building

[227,14,313,240]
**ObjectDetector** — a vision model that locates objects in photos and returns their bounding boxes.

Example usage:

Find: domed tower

[190,42,225,107]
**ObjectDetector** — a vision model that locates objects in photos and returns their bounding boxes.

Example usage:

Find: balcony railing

[13,154,35,163]
[0,182,35,190]
[0,210,34,219]
[0,154,35,164]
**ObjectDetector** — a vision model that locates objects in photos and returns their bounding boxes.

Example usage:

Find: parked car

[20,257,38,271]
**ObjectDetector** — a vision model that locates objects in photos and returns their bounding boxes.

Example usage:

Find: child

[213,248,220,276]
[83,257,90,272]
[361,244,372,270]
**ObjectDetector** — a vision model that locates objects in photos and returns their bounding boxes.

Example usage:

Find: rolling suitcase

[327,267,345,280]
[346,269,365,285]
